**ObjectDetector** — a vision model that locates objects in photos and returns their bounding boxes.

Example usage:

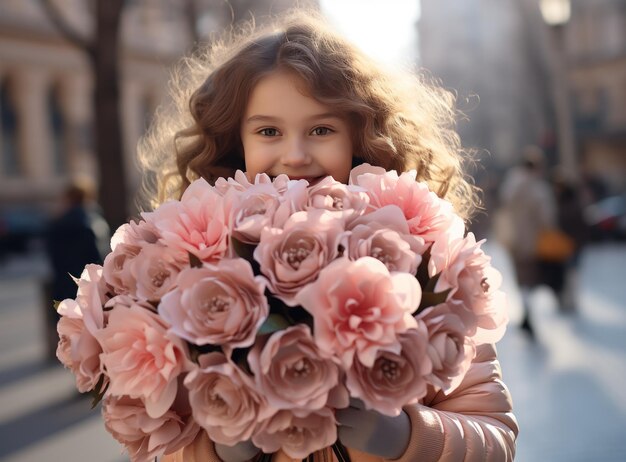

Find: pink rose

[103,243,140,295]
[248,325,348,412]
[348,163,387,185]
[55,265,109,392]
[226,182,283,244]
[129,243,182,302]
[159,259,267,350]
[142,178,230,264]
[184,352,269,446]
[296,257,420,368]
[351,169,465,243]
[345,323,432,416]
[71,264,109,334]
[430,233,508,344]
[104,242,181,301]
[252,407,337,459]
[271,179,309,228]
[417,304,476,394]
[305,176,369,222]
[346,206,426,274]
[254,210,346,306]
[97,303,188,418]
[56,312,103,392]
[103,394,199,462]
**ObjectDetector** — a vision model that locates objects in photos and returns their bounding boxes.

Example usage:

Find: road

[0,243,625,462]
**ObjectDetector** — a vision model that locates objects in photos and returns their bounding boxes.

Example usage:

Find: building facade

[567,0,626,193]
[0,0,310,221]
[418,0,626,195]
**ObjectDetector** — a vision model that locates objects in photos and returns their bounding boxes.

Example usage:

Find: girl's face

[240,70,353,184]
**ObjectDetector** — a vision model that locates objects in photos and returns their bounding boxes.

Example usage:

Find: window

[0,78,20,177]
[48,84,67,175]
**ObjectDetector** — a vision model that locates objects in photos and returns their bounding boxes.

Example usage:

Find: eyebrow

[244,113,344,124]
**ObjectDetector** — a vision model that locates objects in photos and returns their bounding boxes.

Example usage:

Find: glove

[336,398,411,459]
[214,440,260,462]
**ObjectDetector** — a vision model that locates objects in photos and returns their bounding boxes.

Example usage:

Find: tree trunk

[93,0,127,230]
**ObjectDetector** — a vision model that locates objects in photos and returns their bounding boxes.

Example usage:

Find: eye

[311,126,333,136]
[259,128,280,137]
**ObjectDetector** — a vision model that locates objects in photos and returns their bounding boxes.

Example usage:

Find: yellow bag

[535,229,575,262]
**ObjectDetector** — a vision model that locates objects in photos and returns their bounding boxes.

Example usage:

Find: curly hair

[138,10,480,220]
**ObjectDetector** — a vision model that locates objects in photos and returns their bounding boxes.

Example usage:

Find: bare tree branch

[184,0,200,52]
[40,0,93,54]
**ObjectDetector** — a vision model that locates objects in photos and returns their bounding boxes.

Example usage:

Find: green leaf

[415,244,432,286]
[188,252,203,268]
[53,300,62,311]
[424,272,441,293]
[417,288,452,313]
[258,313,291,336]
[231,236,257,262]
[90,374,109,409]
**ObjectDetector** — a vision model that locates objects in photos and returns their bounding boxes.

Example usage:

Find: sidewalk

[488,242,626,462]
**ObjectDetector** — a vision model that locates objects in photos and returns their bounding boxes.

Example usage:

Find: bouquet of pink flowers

[56,164,508,462]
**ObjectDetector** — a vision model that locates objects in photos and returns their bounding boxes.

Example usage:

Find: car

[584,194,626,241]
[0,207,47,259]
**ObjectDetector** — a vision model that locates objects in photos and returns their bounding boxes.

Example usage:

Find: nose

[281,137,311,167]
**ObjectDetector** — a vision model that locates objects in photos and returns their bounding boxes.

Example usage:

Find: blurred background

[0,0,625,461]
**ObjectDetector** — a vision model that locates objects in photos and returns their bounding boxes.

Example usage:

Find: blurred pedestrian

[43,179,110,360]
[540,168,590,313]
[499,146,557,338]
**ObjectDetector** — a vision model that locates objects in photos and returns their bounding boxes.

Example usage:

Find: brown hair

[138,10,479,219]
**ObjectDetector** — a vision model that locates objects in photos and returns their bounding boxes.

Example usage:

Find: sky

[319,0,421,68]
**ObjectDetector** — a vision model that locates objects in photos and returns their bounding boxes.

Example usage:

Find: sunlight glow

[319,0,421,68]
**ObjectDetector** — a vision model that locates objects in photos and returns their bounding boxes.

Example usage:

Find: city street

[0,242,625,462]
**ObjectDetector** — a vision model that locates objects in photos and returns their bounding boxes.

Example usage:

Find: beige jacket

[162,343,518,462]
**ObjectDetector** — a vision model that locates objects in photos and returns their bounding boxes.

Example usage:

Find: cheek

[326,137,353,183]
[243,143,273,176]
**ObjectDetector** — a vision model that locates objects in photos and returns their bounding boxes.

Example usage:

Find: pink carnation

[248,325,348,412]
[346,322,432,416]
[417,304,476,394]
[102,394,200,462]
[252,408,337,459]
[110,220,160,251]
[254,210,346,306]
[351,168,464,243]
[159,259,267,350]
[430,233,508,344]
[296,257,420,368]
[185,353,269,446]
[213,170,258,195]
[97,303,188,418]
[142,178,230,264]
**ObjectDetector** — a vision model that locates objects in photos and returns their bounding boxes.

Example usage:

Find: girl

[142,10,518,462]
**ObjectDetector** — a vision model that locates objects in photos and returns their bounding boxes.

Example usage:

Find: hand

[214,440,260,462]
[336,398,411,459]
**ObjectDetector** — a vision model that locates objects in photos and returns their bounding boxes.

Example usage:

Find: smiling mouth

[282,175,327,185]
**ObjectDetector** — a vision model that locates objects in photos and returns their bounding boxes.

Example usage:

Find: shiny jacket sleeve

[161,431,220,462]
[389,343,518,462]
